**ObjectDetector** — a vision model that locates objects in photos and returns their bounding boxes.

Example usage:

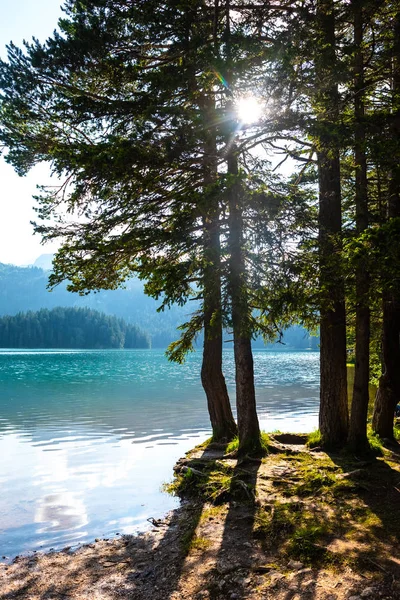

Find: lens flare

[236,96,263,124]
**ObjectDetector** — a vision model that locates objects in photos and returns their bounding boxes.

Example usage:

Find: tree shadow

[208,455,263,599]
[326,447,400,577]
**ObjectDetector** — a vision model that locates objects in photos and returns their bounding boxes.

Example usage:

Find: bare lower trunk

[227,150,261,454]
[201,214,237,442]
[317,148,348,446]
[348,0,370,452]
[319,302,349,446]
[372,297,400,438]
[201,329,237,441]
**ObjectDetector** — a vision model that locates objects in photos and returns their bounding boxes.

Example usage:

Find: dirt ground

[1,435,399,600]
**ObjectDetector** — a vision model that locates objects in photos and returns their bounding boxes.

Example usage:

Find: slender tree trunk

[372,12,400,439]
[315,0,348,447]
[348,0,370,452]
[201,98,237,442]
[201,220,238,441]
[223,0,261,453]
[227,149,261,453]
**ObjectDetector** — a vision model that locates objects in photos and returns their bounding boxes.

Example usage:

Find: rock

[230,595,240,600]
[301,579,315,589]
[270,573,285,587]
[297,567,313,575]
[348,596,362,600]
[287,560,304,570]
[361,589,375,598]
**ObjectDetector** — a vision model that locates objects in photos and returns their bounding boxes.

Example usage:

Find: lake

[0,349,319,559]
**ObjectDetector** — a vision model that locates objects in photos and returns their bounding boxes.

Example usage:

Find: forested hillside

[0,263,317,350]
[0,307,150,349]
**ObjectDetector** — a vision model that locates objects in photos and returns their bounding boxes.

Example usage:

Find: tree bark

[200,88,237,442]
[372,12,400,439]
[315,0,349,447]
[373,296,400,438]
[227,149,261,453]
[223,0,261,453]
[202,204,238,441]
[348,0,370,452]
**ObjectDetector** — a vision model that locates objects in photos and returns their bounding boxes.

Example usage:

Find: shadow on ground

[1,439,400,599]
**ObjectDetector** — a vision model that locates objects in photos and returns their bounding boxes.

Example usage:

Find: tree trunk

[223,0,261,453]
[201,95,237,442]
[348,0,370,452]
[202,206,237,442]
[372,297,400,438]
[315,0,349,447]
[372,12,400,439]
[227,149,261,453]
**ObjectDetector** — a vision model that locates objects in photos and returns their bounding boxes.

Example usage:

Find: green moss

[367,431,384,455]
[226,436,239,454]
[254,502,298,541]
[226,431,270,455]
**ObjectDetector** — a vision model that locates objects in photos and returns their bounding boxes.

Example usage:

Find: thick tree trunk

[201,95,237,442]
[227,150,261,453]
[372,12,400,440]
[348,0,370,452]
[315,0,349,447]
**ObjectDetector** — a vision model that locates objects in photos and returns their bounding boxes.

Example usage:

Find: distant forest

[0,307,150,349]
[0,263,318,350]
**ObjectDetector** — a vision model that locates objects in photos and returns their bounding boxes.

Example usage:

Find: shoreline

[1,435,399,599]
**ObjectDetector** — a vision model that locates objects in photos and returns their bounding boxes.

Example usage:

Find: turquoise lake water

[0,349,319,559]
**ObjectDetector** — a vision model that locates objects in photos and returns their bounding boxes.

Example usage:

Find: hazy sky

[0,0,64,265]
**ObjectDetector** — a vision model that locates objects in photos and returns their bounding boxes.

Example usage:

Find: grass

[164,459,256,504]
[307,429,322,448]
[226,432,270,455]
[186,535,212,552]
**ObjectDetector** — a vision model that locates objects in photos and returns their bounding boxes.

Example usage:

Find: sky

[0,0,64,266]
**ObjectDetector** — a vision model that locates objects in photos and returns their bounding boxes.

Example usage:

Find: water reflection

[0,349,320,558]
[35,493,88,533]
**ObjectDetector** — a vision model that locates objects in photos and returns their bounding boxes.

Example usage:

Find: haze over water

[0,349,319,559]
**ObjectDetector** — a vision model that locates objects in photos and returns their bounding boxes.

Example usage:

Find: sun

[236,96,263,124]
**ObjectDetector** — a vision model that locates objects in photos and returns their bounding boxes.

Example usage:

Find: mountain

[0,262,319,349]
[0,262,195,347]
[33,254,55,271]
